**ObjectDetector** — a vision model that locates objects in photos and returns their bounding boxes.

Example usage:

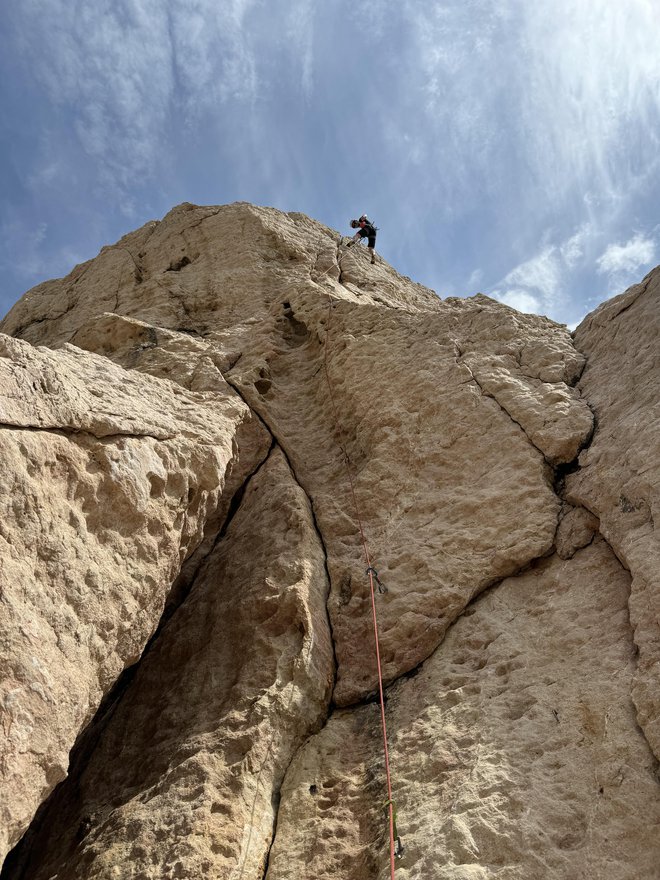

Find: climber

[347,215,377,264]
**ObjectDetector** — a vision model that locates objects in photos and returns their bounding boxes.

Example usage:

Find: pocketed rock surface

[0,332,269,863]
[566,272,660,756]
[7,448,334,880]
[267,540,660,880]
[0,203,658,879]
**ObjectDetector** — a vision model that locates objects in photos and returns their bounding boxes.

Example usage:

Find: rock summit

[0,203,658,879]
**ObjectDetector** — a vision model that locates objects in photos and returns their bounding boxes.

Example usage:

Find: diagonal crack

[456,352,551,462]
[224,378,339,880]
[225,376,339,686]
[606,274,652,322]
[0,433,277,880]
[453,344,594,477]
[0,422,176,442]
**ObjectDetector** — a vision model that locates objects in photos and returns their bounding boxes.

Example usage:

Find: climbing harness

[322,293,402,878]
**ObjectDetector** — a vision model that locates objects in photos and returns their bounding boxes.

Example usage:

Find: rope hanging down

[322,289,403,878]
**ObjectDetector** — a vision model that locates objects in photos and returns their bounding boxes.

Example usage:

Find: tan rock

[267,541,660,879]
[555,503,599,560]
[0,204,655,879]
[64,312,270,596]
[0,334,269,861]
[1,204,591,708]
[566,270,660,756]
[0,203,442,350]
[227,291,586,704]
[9,448,333,880]
[461,355,593,465]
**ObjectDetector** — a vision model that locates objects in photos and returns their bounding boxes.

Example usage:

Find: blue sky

[2,0,660,327]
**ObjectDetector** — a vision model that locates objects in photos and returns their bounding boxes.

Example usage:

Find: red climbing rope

[322,291,398,880]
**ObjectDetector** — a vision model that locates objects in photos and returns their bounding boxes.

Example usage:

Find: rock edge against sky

[0,203,658,879]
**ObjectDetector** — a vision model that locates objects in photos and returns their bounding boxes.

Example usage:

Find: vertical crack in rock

[221,379,344,880]
[0,438,275,880]
[336,239,346,287]
[1,204,658,879]
[565,271,660,761]
[224,291,579,709]
[166,433,275,609]
[2,443,335,880]
[571,535,658,756]
[117,246,144,286]
[0,332,274,864]
[225,375,340,692]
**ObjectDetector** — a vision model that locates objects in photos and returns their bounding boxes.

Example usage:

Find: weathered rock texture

[0,202,658,879]
[564,276,660,762]
[268,539,660,880]
[0,332,269,861]
[6,448,334,880]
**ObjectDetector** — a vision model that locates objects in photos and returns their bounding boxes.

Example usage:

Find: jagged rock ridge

[0,203,658,879]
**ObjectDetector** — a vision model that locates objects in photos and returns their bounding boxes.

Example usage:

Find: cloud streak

[518,0,660,213]
[596,234,656,276]
[7,0,317,202]
[2,0,659,324]
[595,233,657,296]
[8,0,175,195]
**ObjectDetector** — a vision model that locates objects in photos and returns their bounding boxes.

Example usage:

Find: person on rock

[347,215,377,264]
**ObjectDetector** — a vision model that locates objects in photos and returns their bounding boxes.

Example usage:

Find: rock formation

[0,202,657,879]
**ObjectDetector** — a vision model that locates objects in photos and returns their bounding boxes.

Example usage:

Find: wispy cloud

[596,234,656,276]
[491,224,658,319]
[6,0,314,202]
[490,223,598,319]
[170,0,262,108]
[495,289,542,315]
[9,0,175,195]
[491,244,561,316]
[595,233,657,295]
[284,1,316,98]
[560,225,591,268]
[517,1,660,213]
[401,1,660,203]
[0,217,84,282]
[3,0,660,325]
[393,0,519,204]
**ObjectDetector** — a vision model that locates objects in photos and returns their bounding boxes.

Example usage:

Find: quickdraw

[366,565,387,594]
[383,800,405,859]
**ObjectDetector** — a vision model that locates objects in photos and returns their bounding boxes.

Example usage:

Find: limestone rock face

[0,203,657,879]
[0,203,441,351]
[7,448,334,880]
[267,540,660,880]
[226,292,593,705]
[0,332,269,862]
[566,271,660,755]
